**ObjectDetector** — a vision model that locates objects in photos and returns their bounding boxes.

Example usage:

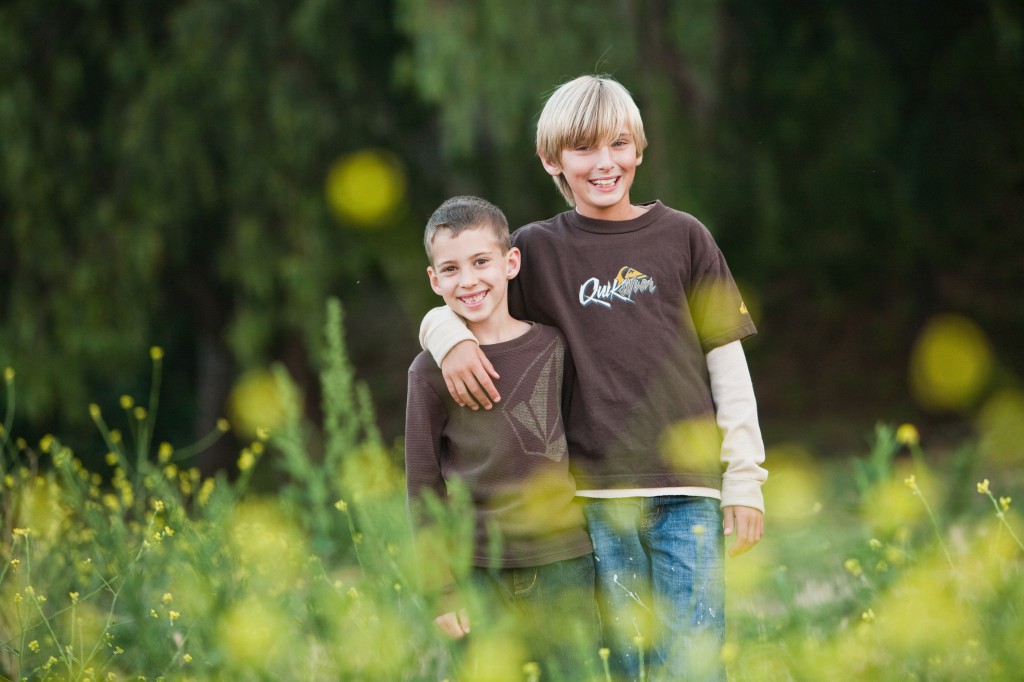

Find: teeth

[592,179,616,187]
[461,291,486,304]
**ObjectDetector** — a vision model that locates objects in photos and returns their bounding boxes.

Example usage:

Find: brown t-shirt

[508,201,757,490]
[405,322,591,582]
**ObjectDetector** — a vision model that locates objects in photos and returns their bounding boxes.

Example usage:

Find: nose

[594,145,613,169]
[458,269,478,288]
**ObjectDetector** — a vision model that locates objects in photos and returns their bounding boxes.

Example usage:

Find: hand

[441,340,501,410]
[723,505,763,557]
[434,609,471,639]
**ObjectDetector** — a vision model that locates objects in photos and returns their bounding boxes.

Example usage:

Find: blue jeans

[584,496,726,682]
[465,554,602,681]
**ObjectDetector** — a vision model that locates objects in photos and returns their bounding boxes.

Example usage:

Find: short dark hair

[424,196,510,262]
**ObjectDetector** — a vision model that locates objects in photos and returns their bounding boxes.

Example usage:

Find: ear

[505,247,522,280]
[538,149,562,178]
[426,266,443,296]
[636,153,643,166]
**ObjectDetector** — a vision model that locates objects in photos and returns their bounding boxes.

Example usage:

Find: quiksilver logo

[579,266,657,308]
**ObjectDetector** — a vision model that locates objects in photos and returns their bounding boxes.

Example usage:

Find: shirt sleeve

[419,305,477,366]
[404,368,456,595]
[706,340,768,512]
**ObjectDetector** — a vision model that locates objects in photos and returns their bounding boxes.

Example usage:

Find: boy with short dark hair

[420,76,768,681]
[406,195,600,681]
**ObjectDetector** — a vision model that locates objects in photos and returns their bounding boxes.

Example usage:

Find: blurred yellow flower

[895,423,920,446]
[999,497,1011,512]
[977,479,990,494]
[3,367,13,382]
[844,558,863,577]
[150,346,164,361]
[119,395,135,410]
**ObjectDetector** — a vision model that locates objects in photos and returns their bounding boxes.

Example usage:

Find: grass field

[2,301,1021,681]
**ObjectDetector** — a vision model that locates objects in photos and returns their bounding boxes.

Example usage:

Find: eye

[440,265,456,274]
[474,258,491,267]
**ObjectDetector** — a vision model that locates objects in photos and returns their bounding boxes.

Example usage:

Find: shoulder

[511,210,573,246]
[408,350,443,382]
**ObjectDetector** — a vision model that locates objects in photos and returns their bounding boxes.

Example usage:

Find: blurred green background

[1,0,1021,471]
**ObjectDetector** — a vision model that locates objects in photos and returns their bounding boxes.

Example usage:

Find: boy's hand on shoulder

[441,340,501,410]
[434,608,471,639]
[723,505,764,557]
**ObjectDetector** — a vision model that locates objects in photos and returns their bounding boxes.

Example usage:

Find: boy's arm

[706,340,768,556]
[419,305,501,409]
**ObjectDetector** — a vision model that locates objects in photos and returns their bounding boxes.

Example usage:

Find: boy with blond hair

[420,76,767,681]
[406,195,599,681]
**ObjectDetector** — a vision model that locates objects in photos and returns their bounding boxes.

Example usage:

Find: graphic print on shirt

[504,338,568,462]
[578,266,657,308]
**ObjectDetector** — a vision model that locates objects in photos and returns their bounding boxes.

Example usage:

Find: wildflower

[523,662,540,681]
[153,500,165,513]
[861,608,876,623]
[1000,497,1012,512]
[3,367,13,382]
[150,610,159,619]
[134,406,148,421]
[869,538,882,550]
[895,423,920,446]
[216,418,230,432]
[198,478,216,506]
[110,429,122,443]
[256,426,270,441]
[904,474,918,492]
[89,404,101,419]
[977,479,990,494]
[162,593,173,605]
[347,587,359,599]
[13,527,30,537]
[164,464,178,480]
[237,449,255,471]
[334,500,348,513]
[158,442,174,463]
[169,610,180,623]
[70,592,80,604]
[352,532,364,544]
[114,647,124,655]
[9,559,19,569]
[39,434,54,453]
[183,653,193,664]
[393,582,402,592]
[844,558,863,577]
[150,346,164,361]
[164,525,174,537]
[28,640,39,652]
[599,648,610,661]
[120,395,135,410]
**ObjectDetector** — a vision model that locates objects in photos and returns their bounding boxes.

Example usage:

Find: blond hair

[536,75,648,206]
[424,195,511,262]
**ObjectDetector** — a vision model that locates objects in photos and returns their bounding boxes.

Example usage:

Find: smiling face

[427,224,522,339]
[540,130,644,221]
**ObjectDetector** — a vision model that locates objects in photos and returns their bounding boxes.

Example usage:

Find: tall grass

[1,300,1022,681]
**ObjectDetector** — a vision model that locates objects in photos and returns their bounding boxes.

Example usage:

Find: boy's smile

[541,130,644,221]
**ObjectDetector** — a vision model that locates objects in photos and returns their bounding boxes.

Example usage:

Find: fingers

[434,610,470,639]
[723,506,764,558]
[440,341,501,410]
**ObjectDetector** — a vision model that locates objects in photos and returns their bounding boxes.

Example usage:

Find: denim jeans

[584,496,726,682]
[464,553,602,681]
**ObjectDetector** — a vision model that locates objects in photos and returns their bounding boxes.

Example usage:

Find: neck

[469,313,531,345]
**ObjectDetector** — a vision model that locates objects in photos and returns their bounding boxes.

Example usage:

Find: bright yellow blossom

[977,479,990,494]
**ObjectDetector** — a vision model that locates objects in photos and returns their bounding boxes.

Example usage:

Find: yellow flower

[13,527,30,537]
[334,500,348,513]
[158,442,174,463]
[1000,497,1011,512]
[903,474,918,492]
[861,608,876,623]
[134,406,148,421]
[977,479,990,494]
[237,449,255,471]
[28,640,39,652]
[183,653,193,663]
[162,593,173,604]
[256,426,270,441]
[599,648,610,661]
[89,404,101,419]
[150,346,164,361]
[169,610,180,623]
[217,418,230,432]
[119,395,135,410]
[895,423,920,446]
[3,367,14,382]
[844,558,863,577]
[39,434,54,453]
[69,592,80,604]
[9,559,19,569]
[869,538,882,550]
